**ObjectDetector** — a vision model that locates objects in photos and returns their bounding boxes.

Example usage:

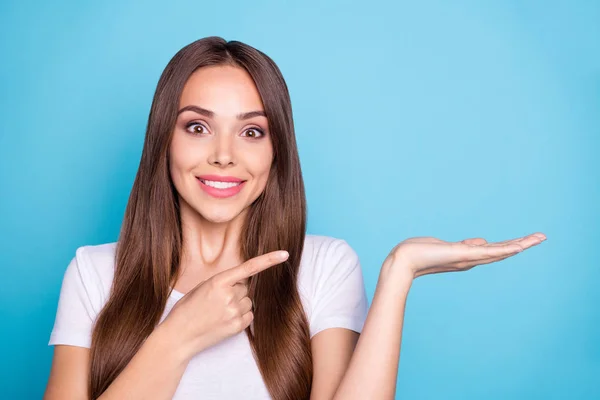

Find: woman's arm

[332,260,412,400]
[332,233,545,400]
[97,251,289,399]
[44,346,91,400]
[95,323,191,400]
[45,251,288,400]
[44,323,190,400]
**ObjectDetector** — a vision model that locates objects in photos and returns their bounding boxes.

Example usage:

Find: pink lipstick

[196,175,246,199]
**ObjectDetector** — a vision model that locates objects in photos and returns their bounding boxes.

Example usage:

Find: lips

[197,174,245,183]
[196,176,247,199]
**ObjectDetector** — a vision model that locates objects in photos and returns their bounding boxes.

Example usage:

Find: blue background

[1,0,598,398]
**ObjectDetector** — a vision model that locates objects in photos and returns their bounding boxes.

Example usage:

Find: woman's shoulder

[75,241,118,259]
[72,241,118,271]
[67,241,118,295]
[300,234,368,338]
[49,242,119,340]
[299,234,361,286]
[303,234,358,263]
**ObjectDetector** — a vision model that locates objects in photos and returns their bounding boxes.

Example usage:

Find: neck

[179,200,248,270]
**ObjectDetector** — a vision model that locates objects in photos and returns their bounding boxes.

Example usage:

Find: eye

[242,127,265,139]
[185,122,209,136]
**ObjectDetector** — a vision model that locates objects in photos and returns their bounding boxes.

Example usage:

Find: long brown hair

[89,37,312,400]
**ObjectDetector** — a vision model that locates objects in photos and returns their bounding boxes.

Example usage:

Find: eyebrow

[177,105,266,120]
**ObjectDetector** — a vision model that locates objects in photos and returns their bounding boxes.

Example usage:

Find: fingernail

[534,233,546,240]
[278,251,289,260]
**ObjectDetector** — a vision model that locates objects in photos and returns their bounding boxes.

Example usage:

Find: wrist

[153,320,194,366]
[378,257,414,295]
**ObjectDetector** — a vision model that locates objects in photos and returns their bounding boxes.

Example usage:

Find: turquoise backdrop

[1,0,598,398]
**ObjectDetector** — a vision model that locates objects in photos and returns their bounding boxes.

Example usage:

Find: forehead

[179,65,265,113]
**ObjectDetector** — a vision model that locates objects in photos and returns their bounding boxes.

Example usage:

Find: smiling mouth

[197,178,245,189]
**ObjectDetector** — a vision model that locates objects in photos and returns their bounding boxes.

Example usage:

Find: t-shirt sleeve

[48,247,100,348]
[309,239,369,339]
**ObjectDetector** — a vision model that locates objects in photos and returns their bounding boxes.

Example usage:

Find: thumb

[460,238,487,246]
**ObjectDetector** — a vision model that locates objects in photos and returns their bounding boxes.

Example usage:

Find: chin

[199,206,245,224]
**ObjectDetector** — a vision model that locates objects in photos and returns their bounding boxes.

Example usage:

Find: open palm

[388,232,547,279]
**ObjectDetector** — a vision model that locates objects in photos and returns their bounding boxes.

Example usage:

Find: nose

[207,132,235,167]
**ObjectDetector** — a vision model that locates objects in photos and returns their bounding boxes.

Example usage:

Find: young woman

[44,36,546,400]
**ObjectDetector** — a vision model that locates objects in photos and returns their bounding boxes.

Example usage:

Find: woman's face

[169,65,274,224]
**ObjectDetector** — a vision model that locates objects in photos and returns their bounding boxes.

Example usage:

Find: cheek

[169,134,201,173]
[168,137,196,192]
[168,144,183,179]
[247,148,273,180]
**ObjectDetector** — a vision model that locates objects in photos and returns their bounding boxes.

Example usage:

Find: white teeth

[200,179,242,189]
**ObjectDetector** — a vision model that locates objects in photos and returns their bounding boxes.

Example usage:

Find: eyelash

[184,122,265,139]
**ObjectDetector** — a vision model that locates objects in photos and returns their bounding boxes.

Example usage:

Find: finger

[486,234,544,250]
[232,282,248,300]
[487,232,546,246]
[446,248,520,271]
[467,242,524,261]
[240,310,254,330]
[460,238,487,246]
[217,250,289,286]
[455,234,547,268]
[239,296,253,314]
[485,237,525,246]
[465,232,547,261]
[402,237,443,244]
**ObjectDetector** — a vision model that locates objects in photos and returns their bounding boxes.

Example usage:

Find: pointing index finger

[218,250,289,286]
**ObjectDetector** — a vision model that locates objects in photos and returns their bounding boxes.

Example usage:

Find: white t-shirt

[48,234,369,399]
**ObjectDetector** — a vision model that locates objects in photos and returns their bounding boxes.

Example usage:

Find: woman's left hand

[383,232,547,281]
